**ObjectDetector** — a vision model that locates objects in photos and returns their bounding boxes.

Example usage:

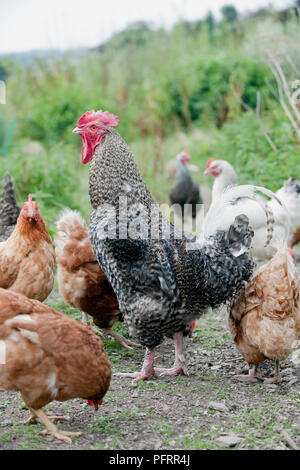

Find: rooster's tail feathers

[224,214,254,257]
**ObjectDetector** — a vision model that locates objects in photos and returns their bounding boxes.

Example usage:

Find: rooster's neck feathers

[89,128,153,210]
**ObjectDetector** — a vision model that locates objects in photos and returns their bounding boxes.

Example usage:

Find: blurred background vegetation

[1,2,300,235]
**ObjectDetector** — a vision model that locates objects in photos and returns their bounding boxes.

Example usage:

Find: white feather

[199,184,290,251]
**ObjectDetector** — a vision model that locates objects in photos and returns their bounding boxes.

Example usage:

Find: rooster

[0,173,20,242]
[0,194,55,301]
[55,209,142,349]
[73,110,259,382]
[0,288,111,442]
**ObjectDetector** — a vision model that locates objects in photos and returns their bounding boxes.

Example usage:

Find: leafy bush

[0,116,15,156]
[1,141,89,235]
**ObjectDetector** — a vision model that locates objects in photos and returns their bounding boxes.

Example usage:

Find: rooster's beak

[72,127,81,134]
[204,169,210,175]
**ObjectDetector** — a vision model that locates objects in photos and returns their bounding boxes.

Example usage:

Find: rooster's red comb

[206,158,215,169]
[77,110,119,128]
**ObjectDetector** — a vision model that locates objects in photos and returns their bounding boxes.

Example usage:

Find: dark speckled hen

[0,173,20,242]
[73,110,256,382]
[169,150,203,221]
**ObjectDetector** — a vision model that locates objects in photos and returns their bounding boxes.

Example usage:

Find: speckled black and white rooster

[73,110,275,382]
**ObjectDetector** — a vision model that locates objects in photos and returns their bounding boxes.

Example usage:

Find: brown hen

[0,288,111,442]
[228,247,300,383]
[0,194,55,301]
[55,209,141,349]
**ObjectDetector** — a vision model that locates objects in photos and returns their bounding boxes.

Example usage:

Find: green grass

[0,424,43,449]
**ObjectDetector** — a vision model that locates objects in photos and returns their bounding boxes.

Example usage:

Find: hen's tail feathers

[55,209,97,267]
[202,184,288,249]
[56,209,88,240]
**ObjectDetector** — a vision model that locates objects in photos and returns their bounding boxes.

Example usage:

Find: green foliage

[221,5,239,23]
[0,116,15,156]
[1,9,299,236]
[1,141,89,235]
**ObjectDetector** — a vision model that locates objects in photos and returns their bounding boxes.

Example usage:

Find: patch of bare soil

[0,303,299,450]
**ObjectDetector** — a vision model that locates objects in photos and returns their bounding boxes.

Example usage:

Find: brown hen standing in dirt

[228,245,300,383]
[0,288,111,443]
[0,194,55,301]
[55,209,142,349]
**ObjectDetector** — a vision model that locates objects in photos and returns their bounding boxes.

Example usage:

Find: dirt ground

[0,263,299,450]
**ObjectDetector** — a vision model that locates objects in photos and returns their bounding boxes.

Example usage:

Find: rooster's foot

[154,362,189,377]
[114,370,156,382]
[114,348,156,382]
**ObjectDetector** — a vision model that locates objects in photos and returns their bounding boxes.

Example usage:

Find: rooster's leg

[104,328,143,349]
[29,408,81,443]
[154,332,188,377]
[114,348,156,382]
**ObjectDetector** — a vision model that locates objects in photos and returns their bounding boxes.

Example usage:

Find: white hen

[204,158,289,259]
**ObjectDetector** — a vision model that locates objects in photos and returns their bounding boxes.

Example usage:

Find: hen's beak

[72,127,81,134]
[94,403,99,411]
[204,168,210,175]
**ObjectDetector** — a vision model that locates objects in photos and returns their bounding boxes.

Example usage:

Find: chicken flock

[0,110,299,444]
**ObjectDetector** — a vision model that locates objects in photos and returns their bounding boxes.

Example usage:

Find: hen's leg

[233,364,263,381]
[81,312,90,326]
[114,348,156,382]
[24,411,69,426]
[154,332,188,377]
[264,360,282,384]
[81,312,104,336]
[104,328,143,349]
[29,408,81,443]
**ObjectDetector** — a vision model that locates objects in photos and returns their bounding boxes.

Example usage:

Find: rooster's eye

[91,126,97,130]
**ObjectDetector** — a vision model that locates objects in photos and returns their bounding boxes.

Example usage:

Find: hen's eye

[91,125,97,130]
